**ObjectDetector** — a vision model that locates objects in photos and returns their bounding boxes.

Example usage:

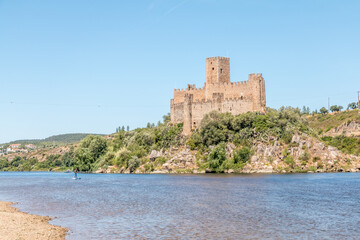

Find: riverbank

[0,201,67,240]
[1,109,359,174]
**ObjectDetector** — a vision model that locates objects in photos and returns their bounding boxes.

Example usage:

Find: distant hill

[9,133,105,146]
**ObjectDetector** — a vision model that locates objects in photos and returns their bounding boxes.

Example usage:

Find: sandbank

[0,201,67,240]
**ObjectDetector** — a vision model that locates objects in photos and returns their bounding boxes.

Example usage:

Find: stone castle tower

[170,57,266,135]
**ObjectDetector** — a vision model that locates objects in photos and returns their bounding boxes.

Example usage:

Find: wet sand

[0,201,67,240]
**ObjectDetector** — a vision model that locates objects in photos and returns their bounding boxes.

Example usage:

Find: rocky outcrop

[154,133,360,174]
[101,134,360,174]
[149,150,163,161]
[242,133,360,173]
[161,148,198,173]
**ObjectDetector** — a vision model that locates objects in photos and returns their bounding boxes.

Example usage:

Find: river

[0,172,359,239]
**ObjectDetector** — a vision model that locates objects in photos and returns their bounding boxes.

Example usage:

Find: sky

[0,0,359,143]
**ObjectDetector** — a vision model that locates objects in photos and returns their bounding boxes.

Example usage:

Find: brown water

[0,172,359,239]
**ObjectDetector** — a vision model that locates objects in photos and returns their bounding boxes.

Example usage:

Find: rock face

[325,121,360,137]
[242,133,360,173]
[149,150,163,161]
[160,148,198,173]
[152,133,360,174]
[97,132,360,174]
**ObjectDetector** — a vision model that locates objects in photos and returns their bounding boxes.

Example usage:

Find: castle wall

[180,97,254,134]
[205,81,253,100]
[171,102,185,123]
[173,87,205,104]
[170,57,266,135]
[191,101,213,130]
[222,98,253,115]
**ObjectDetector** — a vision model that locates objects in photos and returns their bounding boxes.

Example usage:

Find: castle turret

[206,57,230,85]
[248,73,266,112]
[183,94,193,135]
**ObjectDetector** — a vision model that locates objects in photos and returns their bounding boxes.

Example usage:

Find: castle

[170,57,266,135]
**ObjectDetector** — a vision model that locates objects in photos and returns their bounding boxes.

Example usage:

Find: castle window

[220,68,223,73]
[212,67,214,70]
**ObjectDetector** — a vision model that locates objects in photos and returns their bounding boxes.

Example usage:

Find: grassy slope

[307,109,360,156]
[307,109,360,134]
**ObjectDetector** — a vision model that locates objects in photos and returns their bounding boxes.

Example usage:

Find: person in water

[74,168,78,178]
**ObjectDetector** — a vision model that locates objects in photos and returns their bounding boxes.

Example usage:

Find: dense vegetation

[1,107,359,173]
[190,107,311,147]
[186,107,312,172]
[69,107,311,173]
[0,150,74,172]
[71,115,184,172]
[321,135,360,156]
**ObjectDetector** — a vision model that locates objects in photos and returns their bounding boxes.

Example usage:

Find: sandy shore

[0,201,67,240]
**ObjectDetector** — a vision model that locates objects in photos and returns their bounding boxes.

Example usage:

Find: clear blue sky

[0,0,359,143]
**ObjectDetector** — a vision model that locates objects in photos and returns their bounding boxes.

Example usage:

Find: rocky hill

[2,109,360,174]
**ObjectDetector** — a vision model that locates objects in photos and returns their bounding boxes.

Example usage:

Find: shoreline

[0,201,67,240]
[0,169,360,174]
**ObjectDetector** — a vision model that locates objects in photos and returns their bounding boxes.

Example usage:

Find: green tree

[347,102,358,110]
[162,113,171,124]
[10,156,22,167]
[330,105,343,112]
[320,107,328,114]
[0,159,9,169]
[73,135,107,171]
[301,106,310,115]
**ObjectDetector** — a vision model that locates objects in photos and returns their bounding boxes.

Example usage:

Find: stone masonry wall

[170,57,266,134]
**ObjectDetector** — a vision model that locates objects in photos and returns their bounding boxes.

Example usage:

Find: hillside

[8,133,104,146]
[307,109,360,135]
[1,109,360,173]
[307,110,360,156]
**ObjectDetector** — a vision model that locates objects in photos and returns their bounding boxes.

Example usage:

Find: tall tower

[206,57,230,85]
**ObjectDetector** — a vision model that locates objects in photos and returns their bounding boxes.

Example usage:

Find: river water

[0,172,359,239]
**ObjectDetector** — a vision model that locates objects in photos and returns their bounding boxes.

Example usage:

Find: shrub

[127,156,140,173]
[144,163,154,172]
[114,148,131,167]
[299,151,310,162]
[187,132,202,150]
[233,147,252,164]
[0,159,9,169]
[208,143,227,172]
[284,156,295,168]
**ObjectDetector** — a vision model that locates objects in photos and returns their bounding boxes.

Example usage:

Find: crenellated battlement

[174,86,203,92]
[206,56,229,61]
